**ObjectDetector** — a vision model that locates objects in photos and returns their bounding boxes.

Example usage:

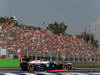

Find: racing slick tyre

[28,64,36,72]
[20,62,28,71]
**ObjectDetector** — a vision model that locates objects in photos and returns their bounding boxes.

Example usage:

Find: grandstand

[0,17,99,63]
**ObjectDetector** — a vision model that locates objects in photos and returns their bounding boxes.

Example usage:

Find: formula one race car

[20,58,72,72]
[28,60,72,72]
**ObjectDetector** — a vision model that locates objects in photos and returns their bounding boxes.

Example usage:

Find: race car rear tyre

[28,64,35,72]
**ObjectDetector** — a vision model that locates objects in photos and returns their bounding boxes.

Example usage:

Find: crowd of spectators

[0,17,98,61]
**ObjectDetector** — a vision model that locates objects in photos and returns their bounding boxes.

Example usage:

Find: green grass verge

[0,59,20,68]
[75,68,100,70]
[74,64,100,66]
[73,63,100,70]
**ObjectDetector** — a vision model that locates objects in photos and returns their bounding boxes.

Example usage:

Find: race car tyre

[28,64,36,72]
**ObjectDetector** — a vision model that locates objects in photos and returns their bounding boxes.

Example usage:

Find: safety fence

[25,55,100,64]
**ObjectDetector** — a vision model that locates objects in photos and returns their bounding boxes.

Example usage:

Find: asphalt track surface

[1,69,100,75]
[0,69,22,72]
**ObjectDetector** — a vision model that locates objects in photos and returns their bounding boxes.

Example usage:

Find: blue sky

[0,0,100,41]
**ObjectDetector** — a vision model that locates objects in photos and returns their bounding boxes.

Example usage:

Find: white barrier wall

[0,47,7,56]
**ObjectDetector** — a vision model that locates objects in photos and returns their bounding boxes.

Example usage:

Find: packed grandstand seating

[0,17,98,62]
